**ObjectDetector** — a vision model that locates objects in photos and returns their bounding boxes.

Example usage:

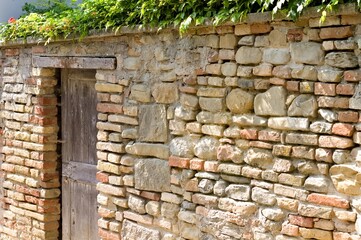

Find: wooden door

[61,69,99,240]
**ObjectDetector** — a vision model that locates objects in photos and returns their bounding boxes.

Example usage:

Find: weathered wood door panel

[61,69,99,240]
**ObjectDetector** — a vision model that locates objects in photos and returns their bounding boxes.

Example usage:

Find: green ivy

[0,0,359,43]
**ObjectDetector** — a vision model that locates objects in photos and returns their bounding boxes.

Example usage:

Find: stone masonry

[2,4,361,240]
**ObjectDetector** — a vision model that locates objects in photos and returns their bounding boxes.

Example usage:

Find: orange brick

[287,29,303,42]
[286,81,299,92]
[96,172,109,183]
[34,106,57,116]
[250,23,272,34]
[289,215,314,228]
[336,83,355,95]
[332,123,354,137]
[344,70,361,82]
[204,161,219,172]
[169,155,190,169]
[307,193,349,209]
[5,49,20,56]
[97,103,123,114]
[140,191,160,201]
[281,223,300,237]
[334,98,349,109]
[315,82,336,96]
[319,26,353,39]
[338,111,359,123]
[239,129,258,140]
[190,158,204,170]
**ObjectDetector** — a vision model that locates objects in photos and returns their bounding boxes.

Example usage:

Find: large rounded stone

[236,47,263,65]
[244,148,273,169]
[288,94,317,117]
[226,89,254,114]
[254,86,287,116]
[330,165,361,195]
[194,137,220,160]
[170,137,194,158]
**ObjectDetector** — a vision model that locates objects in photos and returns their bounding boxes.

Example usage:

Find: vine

[0,0,359,43]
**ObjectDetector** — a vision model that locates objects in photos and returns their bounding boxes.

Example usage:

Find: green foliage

[0,0,359,43]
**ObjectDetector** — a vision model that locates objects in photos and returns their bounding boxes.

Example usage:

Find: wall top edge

[0,2,359,48]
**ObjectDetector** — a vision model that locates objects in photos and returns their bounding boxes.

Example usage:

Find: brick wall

[1,6,361,240]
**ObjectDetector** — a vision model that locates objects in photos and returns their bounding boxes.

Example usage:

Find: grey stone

[225,184,251,201]
[213,180,229,197]
[235,46,263,65]
[152,83,178,104]
[124,57,141,70]
[134,158,170,192]
[261,208,285,221]
[233,114,267,127]
[268,117,309,131]
[128,195,146,214]
[298,203,332,219]
[291,65,318,81]
[254,86,287,116]
[273,158,294,173]
[297,161,320,175]
[333,150,351,164]
[350,83,361,110]
[310,121,332,134]
[318,109,337,122]
[198,179,215,194]
[194,137,220,160]
[139,105,167,142]
[304,175,330,193]
[288,94,317,117]
[180,94,199,109]
[196,111,231,125]
[263,48,290,65]
[291,42,324,65]
[126,143,170,159]
[195,172,220,181]
[145,201,160,216]
[161,202,180,218]
[226,89,254,114]
[130,84,151,102]
[199,97,225,113]
[174,105,197,121]
[169,137,194,158]
[122,220,160,240]
[238,35,255,45]
[330,165,361,195]
[252,187,276,206]
[244,148,273,169]
[317,67,343,82]
[325,52,359,68]
[221,62,237,76]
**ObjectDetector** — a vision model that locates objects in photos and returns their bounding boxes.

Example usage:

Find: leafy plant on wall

[0,0,359,43]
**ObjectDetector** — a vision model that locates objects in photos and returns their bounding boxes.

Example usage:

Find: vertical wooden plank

[61,178,71,240]
[61,69,99,240]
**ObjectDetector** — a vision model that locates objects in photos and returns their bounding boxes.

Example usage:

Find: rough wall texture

[2,7,361,240]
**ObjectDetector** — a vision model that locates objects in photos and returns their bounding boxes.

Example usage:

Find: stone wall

[2,6,361,240]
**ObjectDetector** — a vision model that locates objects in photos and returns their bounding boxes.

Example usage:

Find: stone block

[152,83,178,104]
[226,89,254,114]
[121,220,160,240]
[290,42,324,65]
[236,47,263,65]
[325,52,359,68]
[138,105,167,142]
[134,158,170,192]
[263,48,290,65]
[254,86,287,116]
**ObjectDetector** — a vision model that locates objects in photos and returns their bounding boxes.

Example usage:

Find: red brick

[190,158,204,170]
[195,68,206,76]
[183,75,197,85]
[270,77,286,86]
[307,193,349,209]
[287,29,303,42]
[258,130,281,142]
[40,172,58,181]
[286,81,299,92]
[319,26,353,39]
[98,228,121,240]
[315,82,336,96]
[289,215,314,228]
[338,111,359,123]
[96,172,109,183]
[25,77,36,85]
[34,106,57,116]
[332,123,354,137]
[97,103,123,114]
[140,191,160,201]
[281,222,299,237]
[239,129,258,140]
[169,155,190,169]
[336,83,355,95]
[250,23,272,34]
[5,49,20,56]
[32,46,46,54]
[344,70,361,82]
